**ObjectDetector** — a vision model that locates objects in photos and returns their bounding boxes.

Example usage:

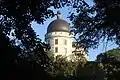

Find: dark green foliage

[69,0,120,49]
[47,55,77,77]
[71,49,120,80]
[46,49,120,80]
[96,48,120,80]
[46,52,88,80]
[96,48,120,62]
[75,61,105,80]
[0,0,69,80]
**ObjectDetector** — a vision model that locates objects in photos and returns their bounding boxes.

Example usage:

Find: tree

[68,0,120,49]
[47,55,76,77]
[0,0,70,80]
[96,48,120,62]
[74,49,120,80]
[75,61,105,80]
[96,48,120,80]
[46,51,88,80]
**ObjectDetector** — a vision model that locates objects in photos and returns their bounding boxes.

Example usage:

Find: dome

[47,11,70,33]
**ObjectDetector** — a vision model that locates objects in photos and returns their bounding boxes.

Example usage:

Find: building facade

[45,11,89,60]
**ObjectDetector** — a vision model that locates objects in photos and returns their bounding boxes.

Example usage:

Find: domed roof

[47,11,70,33]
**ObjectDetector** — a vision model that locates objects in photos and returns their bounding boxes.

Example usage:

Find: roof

[47,11,70,33]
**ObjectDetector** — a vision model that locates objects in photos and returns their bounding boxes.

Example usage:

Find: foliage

[47,55,76,77]
[75,61,105,80]
[96,48,120,62]
[74,49,120,80]
[46,51,87,80]
[68,0,120,49]
[46,49,120,80]
[96,48,120,80]
[0,0,71,80]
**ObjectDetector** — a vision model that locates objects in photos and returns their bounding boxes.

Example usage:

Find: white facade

[45,11,89,60]
[45,31,73,57]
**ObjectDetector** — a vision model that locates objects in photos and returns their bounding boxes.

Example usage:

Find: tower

[45,11,73,57]
[45,11,89,60]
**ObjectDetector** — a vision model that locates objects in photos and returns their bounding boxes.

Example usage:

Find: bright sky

[31,0,118,61]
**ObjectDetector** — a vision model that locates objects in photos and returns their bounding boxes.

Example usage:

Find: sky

[31,0,118,61]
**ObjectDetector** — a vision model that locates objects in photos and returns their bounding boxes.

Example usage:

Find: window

[55,39,58,45]
[64,48,67,53]
[64,39,67,45]
[55,47,58,53]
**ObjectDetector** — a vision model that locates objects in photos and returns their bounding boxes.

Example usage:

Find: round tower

[45,11,73,57]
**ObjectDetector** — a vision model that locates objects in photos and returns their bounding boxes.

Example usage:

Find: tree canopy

[0,0,70,80]
[96,48,120,80]
[2,0,120,80]
[69,0,120,49]
[96,48,120,62]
